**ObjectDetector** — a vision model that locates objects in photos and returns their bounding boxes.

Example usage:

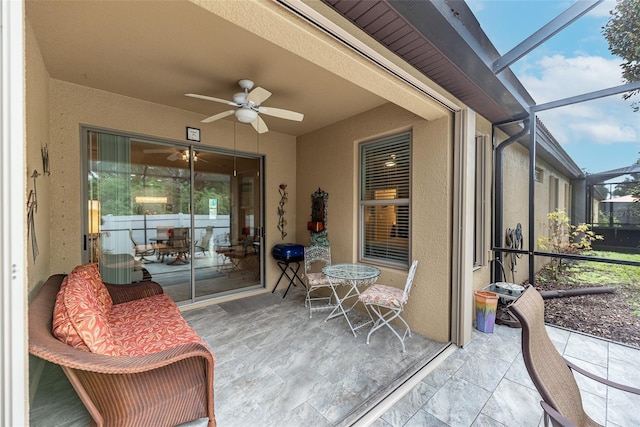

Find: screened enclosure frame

[492,80,640,285]
[483,0,640,285]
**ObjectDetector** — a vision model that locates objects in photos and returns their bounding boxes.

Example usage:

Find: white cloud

[588,0,617,18]
[520,54,639,148]
[521,55,624,102]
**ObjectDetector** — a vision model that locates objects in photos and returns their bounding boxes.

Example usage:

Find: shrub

[537,210,604,278]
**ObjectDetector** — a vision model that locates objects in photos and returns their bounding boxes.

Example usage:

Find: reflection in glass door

[85,129,263,304]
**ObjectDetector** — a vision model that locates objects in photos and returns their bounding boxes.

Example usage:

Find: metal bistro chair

[358,260,418,352]
[195,226,214,256]
[510,286,640,427]
[129,228,156,263]
[303,245,339,318]
[166,227,190,265]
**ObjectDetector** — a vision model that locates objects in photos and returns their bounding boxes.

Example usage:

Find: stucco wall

[296,103,452,342]
[47,79,297,292]
[533,157,573,273]
[500,142,574,285]
[25,20,51,296]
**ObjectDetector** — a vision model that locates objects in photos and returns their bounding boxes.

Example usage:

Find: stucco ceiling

[25,0,388,137]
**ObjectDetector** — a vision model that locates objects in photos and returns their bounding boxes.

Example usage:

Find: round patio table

[322,263,381,336]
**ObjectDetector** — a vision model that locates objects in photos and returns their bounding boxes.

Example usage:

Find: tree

[613,175,640,197]
[603,0,640,112]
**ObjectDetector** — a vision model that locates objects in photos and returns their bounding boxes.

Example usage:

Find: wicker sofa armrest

[30,334,213,374]
[104,280,164,304]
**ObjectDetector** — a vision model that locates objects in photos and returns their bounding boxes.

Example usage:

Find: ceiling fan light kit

[235,108,258,123]
[185,79,304,133]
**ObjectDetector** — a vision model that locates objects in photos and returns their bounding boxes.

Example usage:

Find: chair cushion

[359,284,405,308]
[70,263,113,313]
[52,264,116,354]
[306,272,346,286]
[306,272,331,286]
[52,276,90,351]
[110,294,207,356]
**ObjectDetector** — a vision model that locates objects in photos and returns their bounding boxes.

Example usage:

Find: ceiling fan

[185,79,304,134]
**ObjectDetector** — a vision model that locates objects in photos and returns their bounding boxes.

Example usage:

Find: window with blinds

[360,133,411,267]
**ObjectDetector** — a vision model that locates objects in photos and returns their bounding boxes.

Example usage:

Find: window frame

[534,167,544,183]
[358,132,412,269]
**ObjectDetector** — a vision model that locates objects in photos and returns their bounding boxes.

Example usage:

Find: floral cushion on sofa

[53,263,206,357]
[52,275,90,350]
[70,263,113,313]
[110,294,206,357]
[52,263,116,354]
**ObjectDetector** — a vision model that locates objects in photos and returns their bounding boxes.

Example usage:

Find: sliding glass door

[85,129,263,304]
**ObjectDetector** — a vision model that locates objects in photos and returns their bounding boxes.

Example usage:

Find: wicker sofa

[29,264,216,427]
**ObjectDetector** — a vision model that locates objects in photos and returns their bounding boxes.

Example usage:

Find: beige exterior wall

[533,157,573,274]
[500,142,530,285]
[296,103,453,342]
[500,142,574,285]
[25,20,52,296]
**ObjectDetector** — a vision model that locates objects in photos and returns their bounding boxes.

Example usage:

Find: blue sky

[466,0,640,175]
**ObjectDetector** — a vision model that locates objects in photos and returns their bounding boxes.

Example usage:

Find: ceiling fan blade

[247,87,271,105]
[252,116,269,134]
[258,106,304,121]
[185,93,239,106]
[201,110,235,123]
[143,148,175,154]
[167,153,179,161]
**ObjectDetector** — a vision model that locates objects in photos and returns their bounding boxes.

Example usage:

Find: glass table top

[322,263,381,281]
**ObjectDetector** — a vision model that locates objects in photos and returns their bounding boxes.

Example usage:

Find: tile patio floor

[30,285,640,427]
[365,323,640,427]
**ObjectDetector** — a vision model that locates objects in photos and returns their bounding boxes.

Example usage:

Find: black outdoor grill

[271,244,305,297]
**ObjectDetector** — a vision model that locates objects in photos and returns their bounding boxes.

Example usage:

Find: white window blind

[360,133,411,266]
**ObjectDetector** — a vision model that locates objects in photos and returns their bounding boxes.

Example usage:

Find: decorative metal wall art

[309,188,329,246]
[41,144,50,175]
[27,170,41,261]
[277,184,288,239]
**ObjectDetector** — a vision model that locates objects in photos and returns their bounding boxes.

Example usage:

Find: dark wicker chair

[29,274,216,427]
[510,286,640,427]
